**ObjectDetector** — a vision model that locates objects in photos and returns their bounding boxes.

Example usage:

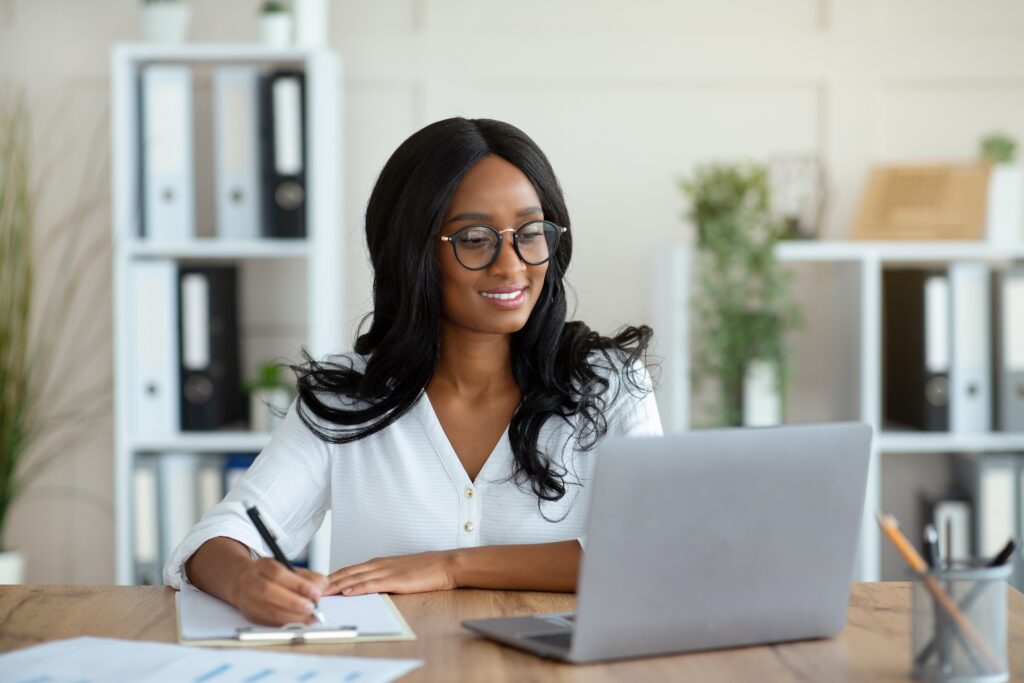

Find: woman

[165,117,662,626]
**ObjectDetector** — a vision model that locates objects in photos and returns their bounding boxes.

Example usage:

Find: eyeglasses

[439,220,568,271]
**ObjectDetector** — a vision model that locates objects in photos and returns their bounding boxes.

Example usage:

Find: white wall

[2,0,1023,583]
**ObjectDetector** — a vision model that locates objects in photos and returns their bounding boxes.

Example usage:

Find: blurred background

[1,0,1022,588]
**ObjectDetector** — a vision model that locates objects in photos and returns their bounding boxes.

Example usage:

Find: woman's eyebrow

[445,206,543,224]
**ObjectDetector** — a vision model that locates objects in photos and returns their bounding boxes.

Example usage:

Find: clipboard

[175,586,416,647]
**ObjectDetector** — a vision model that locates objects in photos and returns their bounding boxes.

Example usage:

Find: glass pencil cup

[910,563,1011,683]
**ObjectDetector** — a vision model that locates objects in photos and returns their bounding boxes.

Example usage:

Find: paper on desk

[0,636,421,683]
[178,584,412,641]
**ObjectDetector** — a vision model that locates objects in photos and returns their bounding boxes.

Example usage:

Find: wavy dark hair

[290,117,652,504]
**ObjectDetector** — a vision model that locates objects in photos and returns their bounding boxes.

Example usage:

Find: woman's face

[437,154,549,337]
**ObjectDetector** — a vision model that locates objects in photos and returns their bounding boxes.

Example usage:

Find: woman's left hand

[323,550,460,596]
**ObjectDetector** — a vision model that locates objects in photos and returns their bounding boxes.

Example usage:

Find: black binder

[178,266,247,431]
[259,70,307,239]
[883,269,950,431]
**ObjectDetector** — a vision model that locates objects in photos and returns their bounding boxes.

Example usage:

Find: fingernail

[342,587,352,595]
[305,602,315,613]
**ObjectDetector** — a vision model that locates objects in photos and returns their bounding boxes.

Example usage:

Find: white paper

[179,584,405,640]
[0,636,421,683]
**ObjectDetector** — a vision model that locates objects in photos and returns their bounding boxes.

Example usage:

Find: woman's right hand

[231,558,329,626]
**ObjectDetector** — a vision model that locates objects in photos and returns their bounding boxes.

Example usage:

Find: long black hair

[291,117,652,504]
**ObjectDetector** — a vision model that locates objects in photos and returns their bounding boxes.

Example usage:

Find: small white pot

[294,0,329,48]
[141,3,191,44]
[0,549,25,584]
[251,387,292,433]
[986,163,1024,245]
[743,359,782,427]
[260,13,293,48]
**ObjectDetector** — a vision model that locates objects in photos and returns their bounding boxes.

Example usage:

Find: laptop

[462,421,873,664]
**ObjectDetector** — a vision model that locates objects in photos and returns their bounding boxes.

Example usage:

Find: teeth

[481,290,523,301]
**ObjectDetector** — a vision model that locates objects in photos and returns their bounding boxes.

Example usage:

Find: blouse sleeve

[162,398,332,589]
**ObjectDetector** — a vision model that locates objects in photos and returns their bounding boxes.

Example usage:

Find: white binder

[157,452,203,570]
[954,454,1018,561]
[213,66,261,240]
[994,268,1024,431]
[949,262,992,433]
[129,260,180,436]
[141,65,194,242]
[132,453,161,585]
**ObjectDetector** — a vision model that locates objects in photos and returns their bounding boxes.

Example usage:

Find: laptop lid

[569,422,872,663]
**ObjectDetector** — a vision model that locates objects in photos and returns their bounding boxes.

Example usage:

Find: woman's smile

[479,285,527,309]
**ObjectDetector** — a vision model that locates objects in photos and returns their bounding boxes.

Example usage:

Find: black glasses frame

[439,220,568,271]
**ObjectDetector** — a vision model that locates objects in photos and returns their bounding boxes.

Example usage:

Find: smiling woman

[166,118,662,627]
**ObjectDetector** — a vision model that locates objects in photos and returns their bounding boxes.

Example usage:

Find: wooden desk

[1,583,1022,681]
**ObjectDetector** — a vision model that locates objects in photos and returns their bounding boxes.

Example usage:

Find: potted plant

[244,362,294,433]
[260,1,293,48]
[1,93,110,583]
[679,162,802,427]
[980,132,1022,245]
[141,0,191,44]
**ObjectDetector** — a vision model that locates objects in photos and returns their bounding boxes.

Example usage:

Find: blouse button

[464,521,475,533]
[465,488,474,499]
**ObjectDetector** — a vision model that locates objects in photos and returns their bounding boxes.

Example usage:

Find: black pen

[987,538,1017,567]
[246,504,326,624]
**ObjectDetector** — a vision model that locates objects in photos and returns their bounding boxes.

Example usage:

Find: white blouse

[164,354,662,588]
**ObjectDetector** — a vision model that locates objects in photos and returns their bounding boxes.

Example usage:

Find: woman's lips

[480,285,527,309]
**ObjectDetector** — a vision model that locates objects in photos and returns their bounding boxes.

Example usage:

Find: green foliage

[0,93,33,553]
[0,91,111,551]
[979,132,1017,164]
[261,1,289,13]
[243,361,292,394]
[679,161,802,427]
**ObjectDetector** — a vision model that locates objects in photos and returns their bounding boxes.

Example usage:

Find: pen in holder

[910,562,1011,683]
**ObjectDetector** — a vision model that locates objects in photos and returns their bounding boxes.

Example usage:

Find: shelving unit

[653,240,1022,582]
[110,44,343,585]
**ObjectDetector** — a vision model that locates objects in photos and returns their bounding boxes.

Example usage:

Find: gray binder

[993,267,1024,432]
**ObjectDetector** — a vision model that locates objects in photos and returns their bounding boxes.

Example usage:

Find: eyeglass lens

[451,221,561,270]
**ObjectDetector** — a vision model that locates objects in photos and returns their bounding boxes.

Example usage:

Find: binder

[260,70,306,238]
[129,260,180,436]
[178,266,246,431]
[177,584,416,646]
[993,268,1024,431]
[157,452,203,572]
[197,454,226,518]
[883,269,950,431]
[140,65,195,241]
[132,454,161,585]
[949,263,992,434]
[213,66,262,240]
[953,453,1020,574]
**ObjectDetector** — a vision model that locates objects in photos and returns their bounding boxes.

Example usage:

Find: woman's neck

[430,322,517,398]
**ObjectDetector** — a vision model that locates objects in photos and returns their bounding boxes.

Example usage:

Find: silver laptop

[462,421,873,664]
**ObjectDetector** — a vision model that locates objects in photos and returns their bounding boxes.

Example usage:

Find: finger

[329,569,389,594]
[257,560,323,601]
[295,568,329,597]
[328,561,377,584]
[253,565,321,616]
[242,601,318,627]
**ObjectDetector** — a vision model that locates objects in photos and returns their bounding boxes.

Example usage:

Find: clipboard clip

[236,623,359,643]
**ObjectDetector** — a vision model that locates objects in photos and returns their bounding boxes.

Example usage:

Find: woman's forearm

[449,540,582,592]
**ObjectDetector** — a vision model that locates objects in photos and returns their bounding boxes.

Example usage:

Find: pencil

[875,513,1001,672]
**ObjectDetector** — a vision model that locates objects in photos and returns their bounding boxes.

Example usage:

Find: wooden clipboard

[175,591,416,647]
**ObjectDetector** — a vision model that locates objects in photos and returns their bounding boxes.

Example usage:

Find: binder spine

[260,71,307,239]
[214,66,262,240]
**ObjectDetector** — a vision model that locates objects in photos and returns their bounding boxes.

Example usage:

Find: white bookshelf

[653,240,1022,582]
[110,44,343,585]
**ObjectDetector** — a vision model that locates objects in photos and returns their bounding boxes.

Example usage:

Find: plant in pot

[244,362,294,433]
[979,132,1022,245]
[141,0,191,44]
[260,1,293,48]
[1,93,111,583]
[679,162,802,427]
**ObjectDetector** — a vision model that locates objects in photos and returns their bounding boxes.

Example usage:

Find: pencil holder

[910,563,1011,683]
